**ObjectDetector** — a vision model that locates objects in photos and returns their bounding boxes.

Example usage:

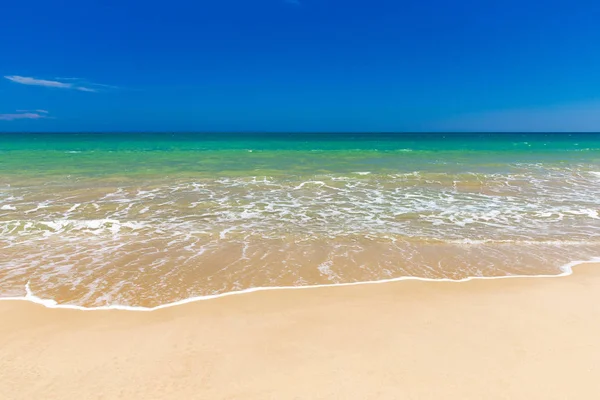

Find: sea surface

[1,132,600,308]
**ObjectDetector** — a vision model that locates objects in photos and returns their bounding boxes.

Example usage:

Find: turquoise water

[1,133,600,307]
[2,132,600,178]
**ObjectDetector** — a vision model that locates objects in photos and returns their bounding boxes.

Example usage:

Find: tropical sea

[1,132,600,308]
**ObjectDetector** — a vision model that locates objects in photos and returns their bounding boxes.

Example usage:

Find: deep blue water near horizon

[0,132,600,150]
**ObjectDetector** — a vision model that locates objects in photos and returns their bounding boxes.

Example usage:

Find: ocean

[1,132,600,308]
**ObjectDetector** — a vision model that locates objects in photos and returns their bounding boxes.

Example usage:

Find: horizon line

[1,131,600,135]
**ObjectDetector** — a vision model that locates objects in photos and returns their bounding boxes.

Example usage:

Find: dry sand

[2,263,600,399]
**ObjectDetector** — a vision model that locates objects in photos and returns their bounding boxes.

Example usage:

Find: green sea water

[2,132,600,179]
[1,133,600,308]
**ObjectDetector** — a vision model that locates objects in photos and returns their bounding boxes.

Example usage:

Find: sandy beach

[2,263,600,399]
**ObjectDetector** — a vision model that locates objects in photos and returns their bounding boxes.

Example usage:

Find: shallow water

[1,133,600,307]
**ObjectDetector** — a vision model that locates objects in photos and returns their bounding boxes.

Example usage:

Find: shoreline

[2,256,600,312]
[3,261,600,399]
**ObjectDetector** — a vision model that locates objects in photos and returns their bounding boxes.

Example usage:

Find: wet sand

[2,264,600,399]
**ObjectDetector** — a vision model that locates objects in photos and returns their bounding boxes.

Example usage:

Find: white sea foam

[317,260,337,281]
[2,166,600,310]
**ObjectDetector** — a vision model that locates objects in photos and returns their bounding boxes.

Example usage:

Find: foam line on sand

[1,257,599,312]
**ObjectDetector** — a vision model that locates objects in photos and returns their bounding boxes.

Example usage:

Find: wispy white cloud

[0,110,50,121]
[74,86,98,93]
[4,75,114,92]
[17,109,49,114]
[53,77,85,81]
[54,77,119,90]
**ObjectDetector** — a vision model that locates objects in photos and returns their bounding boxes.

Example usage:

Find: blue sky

[1,0,599,132]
